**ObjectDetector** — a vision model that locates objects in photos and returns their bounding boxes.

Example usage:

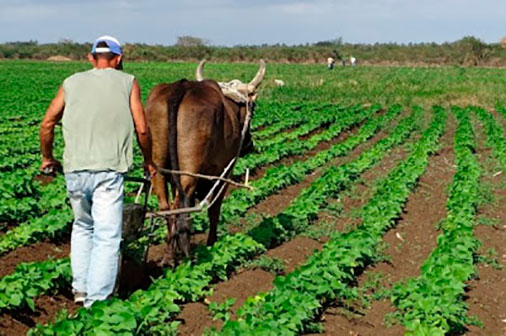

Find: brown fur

[146,79,253,257]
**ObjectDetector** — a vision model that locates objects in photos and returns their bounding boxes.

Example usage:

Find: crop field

[0,60,506,335]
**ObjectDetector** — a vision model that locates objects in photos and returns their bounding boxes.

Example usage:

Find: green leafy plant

[245,256,286,275]
[208,298,236,322]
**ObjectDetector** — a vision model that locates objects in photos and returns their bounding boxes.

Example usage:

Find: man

[327,56,335,70]
[350,55,357,66]
[39,35,157,308]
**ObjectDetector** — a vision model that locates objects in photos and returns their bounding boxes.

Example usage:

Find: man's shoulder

[99,68,131,76]
[104,69,135,84]
[64,69,134,85]
[63,69,93,83]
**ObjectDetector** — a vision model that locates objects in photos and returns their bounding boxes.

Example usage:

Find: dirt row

[0,110,390,336]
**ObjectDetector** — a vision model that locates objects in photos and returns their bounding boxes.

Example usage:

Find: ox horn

[195,59,206,81]
[248,59,266,92]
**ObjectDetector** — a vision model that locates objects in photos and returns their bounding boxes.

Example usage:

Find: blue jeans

[65,171,124,308]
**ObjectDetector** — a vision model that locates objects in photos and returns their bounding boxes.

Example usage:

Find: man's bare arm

[130,79,157,176]
[40,86,65,170]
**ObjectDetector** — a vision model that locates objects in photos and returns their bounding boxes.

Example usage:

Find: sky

[0,0,504,46]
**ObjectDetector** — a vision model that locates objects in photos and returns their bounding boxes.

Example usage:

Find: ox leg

[207,185,227,246]
[152,173,170,210]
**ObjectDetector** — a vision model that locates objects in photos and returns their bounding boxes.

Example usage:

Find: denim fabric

[65,171,124,308]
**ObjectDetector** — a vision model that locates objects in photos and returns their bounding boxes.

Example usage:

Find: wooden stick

[146,206,204,218]
[245,168,250,187]
[157,167,253,190]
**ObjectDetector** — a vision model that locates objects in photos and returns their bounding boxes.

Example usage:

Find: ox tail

[167,80,193,258]
[168,81,187,204]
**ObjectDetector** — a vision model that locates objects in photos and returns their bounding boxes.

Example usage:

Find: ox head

[196,60,266,156]
[195,59,266,102]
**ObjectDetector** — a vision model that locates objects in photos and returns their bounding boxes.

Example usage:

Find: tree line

[1,36,505,67]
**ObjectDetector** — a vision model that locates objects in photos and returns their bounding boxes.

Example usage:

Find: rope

[157,167,252,190]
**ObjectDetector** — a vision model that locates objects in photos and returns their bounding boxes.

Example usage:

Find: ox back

[146,79,251,258]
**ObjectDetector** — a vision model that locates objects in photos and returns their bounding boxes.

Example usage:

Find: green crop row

[249,101,289,131]
[391,107,481,335]
[497,105,506,123]
[254,104,347,151]
[29,108,417,335]
[212,106,445,335]
[0,209,73,255]
[253,103,328,139]
[473,107,506,170]
[0,153,38,172]
[233,105,381,176]
[0,258,71,313]
[0,144,65,223]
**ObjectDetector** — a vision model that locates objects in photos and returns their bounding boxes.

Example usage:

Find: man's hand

[41,157,62,174]
[145,161,158,178]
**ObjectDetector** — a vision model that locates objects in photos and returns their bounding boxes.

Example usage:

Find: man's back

[62,68,135,173]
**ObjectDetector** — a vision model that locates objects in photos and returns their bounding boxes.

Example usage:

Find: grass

[2,61,506,121]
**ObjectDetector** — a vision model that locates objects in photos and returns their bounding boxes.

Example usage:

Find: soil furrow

[310,113,456,336]
[0,241,70,278]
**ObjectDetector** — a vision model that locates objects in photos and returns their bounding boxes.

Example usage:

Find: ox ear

[195,59,206,81]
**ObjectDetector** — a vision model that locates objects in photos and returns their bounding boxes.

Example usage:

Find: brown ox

[146,60,265,257]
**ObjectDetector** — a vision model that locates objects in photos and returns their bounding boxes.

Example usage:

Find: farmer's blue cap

[91,35,122,55]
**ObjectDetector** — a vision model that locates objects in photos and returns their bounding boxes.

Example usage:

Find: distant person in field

[39,35,157,308]
[327,57,335,70]
[350,55,357,66]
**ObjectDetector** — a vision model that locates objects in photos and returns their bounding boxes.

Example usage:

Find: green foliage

[0,258,71,313]
[30,235,264,335]
[208,298,236,322]
[476,248,503,270]
[245,256,286,275]
[1,37,505,66]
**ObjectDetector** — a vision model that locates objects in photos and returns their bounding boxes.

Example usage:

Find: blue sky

[0,0,504,45]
